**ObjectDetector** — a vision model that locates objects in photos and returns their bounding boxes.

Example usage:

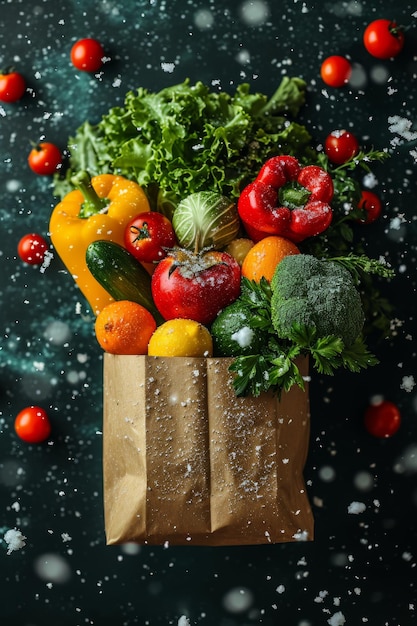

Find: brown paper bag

[103,354,314,546]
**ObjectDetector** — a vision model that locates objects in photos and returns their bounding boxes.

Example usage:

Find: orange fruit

[241,235,300,283]
[94,300,157,354]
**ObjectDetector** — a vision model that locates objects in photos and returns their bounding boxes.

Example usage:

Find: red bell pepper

[238,155,334,242]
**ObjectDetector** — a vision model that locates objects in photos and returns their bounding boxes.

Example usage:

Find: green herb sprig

[228,276,384,398]
[326,254,395,284]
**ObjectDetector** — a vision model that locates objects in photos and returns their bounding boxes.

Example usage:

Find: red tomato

[14,406,51,443]
[320,56,352,88]
[151,250,241,325]
[364,400,401,438]
[70,38,105,72]
[324,130,359,165]
[17,233,49,265]
[0,70,26,102]
[363,19,404,59]
[28,142,62,175]
[124,212,177,263]
[357,190,382,224]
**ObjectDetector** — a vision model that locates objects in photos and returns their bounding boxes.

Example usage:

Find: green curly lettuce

[53,77,314,213]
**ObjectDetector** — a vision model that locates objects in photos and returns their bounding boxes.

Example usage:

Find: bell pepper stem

[71,170,110,218]
[279,182,311,210]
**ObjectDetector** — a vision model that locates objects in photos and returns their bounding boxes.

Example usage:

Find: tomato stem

[71,170,110,218]
[130,223,150,242]
[1,65,15,75]
[389,22,404,37]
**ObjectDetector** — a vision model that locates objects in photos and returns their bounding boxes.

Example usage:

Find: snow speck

[121,542,141,556]
[6,179,22,192]
[388,115,417,143]
[161,62,176,73]
[3,528,27,554]
[327,611,346,625]
[353,471,374,492]
[347,62,367,89]
[178,617,191,626]
[39,249,53,273]
[33,552,72,584]
[43,320,72,345]
[319,465,336,482]
[394,445,417,475]
[231,326,254,348]
[293,530,309,541]
[314,589,329,603]
[347,501,366,514]
[370,65,390,85]
[223,587,254,613]
[400,375,415,393]
[362,172,378,189]
[239,0,270,26]
[194,9,214,30]
[236,49,251,65]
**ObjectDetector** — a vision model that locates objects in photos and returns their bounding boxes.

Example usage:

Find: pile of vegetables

[48,76,394,397]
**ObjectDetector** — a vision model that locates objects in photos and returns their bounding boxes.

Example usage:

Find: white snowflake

[3,528,27,555]
[400,375,415,392]
[347,501,366,514]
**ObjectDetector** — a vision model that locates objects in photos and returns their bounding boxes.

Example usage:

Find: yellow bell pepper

[49,171,150,315]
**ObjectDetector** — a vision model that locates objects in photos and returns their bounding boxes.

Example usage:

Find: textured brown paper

[103,355,314,546]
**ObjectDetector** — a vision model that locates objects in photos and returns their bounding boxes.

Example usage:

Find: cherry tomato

[0,70,26,102]
[363,19,404,59]
[364,400,401,438]
[357,190,382,224]
[320,56,352,88]
[324,130,359,165]
[28,142,62,176]
[17,233,49,265]
[14,406,51,443]
[124,212,177,263]
[70,38,105,72]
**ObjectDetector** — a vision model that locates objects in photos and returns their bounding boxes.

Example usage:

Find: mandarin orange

[241,235,300,283]
[94,300,157,354]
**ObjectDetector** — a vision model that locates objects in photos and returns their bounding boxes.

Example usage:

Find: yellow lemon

[148,318,213,357]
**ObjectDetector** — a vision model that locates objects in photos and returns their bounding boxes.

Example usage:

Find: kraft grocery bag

[103,355,313,546]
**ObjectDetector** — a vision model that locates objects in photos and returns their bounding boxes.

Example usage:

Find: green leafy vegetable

[270,254,366,348]
[53,77,312,213]
[227,276,386,397]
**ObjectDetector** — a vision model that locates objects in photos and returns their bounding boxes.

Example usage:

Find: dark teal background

[1,1,416,624]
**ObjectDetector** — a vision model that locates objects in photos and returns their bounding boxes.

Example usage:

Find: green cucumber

[86,240,164,325]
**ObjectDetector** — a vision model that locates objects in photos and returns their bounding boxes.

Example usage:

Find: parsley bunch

[229,252,393,398]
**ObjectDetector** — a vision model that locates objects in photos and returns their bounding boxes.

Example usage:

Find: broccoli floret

[270,254,365,346]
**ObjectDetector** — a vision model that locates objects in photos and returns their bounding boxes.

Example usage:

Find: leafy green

[53,77,312,212]
[228,277,385,397]
[305,149,391,259]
